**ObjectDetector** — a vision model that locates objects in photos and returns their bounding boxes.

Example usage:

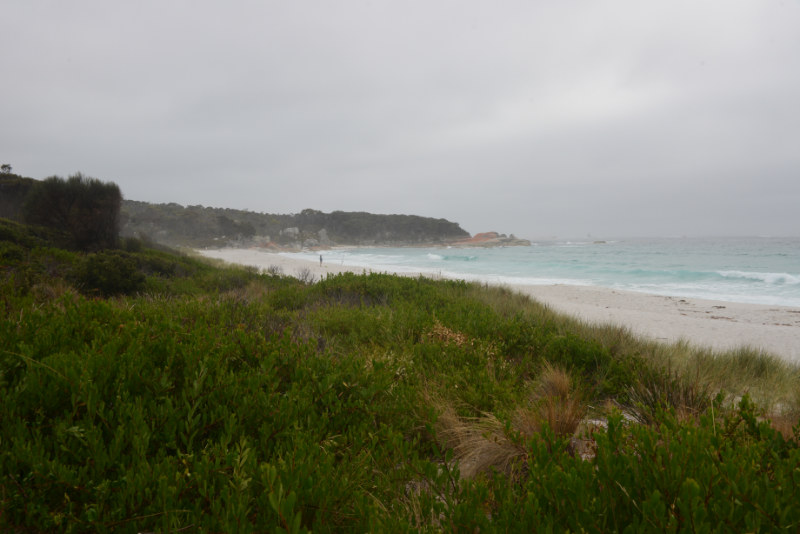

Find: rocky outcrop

[450,231,531,247]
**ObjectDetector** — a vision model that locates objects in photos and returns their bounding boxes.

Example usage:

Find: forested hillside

[121,201,470,248]
[2,170,470,249]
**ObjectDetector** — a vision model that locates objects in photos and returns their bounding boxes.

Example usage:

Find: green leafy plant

[69,249,146,297]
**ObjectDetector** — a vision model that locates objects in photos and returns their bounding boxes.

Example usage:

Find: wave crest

[717,270,800,285]
[427,253,478,262]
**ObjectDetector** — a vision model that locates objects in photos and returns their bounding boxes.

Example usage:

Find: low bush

[69,250,146,297]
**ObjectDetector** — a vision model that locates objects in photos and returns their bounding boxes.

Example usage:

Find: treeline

[0,169,122,252]
[2,168,470,249]
[121,202,470,248]
[0,169,36,222]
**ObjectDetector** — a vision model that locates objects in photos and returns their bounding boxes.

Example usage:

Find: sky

[2,1,799,239]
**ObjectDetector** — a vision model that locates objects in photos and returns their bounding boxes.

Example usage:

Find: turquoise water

[287,237,800,307]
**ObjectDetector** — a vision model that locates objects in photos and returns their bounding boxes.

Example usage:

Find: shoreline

[197,248,800,363]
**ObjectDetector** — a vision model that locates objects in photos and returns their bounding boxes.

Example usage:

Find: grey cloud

[2,0,799,237]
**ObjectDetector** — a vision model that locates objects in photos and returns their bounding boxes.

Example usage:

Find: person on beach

[319,255,323,266]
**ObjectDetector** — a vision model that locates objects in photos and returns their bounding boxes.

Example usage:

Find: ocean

[285,237,800,307]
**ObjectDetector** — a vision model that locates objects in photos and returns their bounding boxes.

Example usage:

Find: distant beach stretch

[198,239,800,363]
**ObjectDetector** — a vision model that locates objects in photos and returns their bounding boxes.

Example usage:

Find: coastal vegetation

[1,171,470,250]
[1,171,123,252]
[2,215,800,532]
[0,168,37,222]
[120,201,470,248]
[22,173,122,252]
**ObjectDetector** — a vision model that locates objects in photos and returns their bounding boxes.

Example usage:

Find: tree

[1,164,12,174]
[23,173,123,251]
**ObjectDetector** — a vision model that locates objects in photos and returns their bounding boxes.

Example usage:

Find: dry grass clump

[433,403,524,480]
[425,321,473,347]
[30,279,76,303]
[430,363,587,480]
[763,386,800,441]
[513,363,587,439]
[767,412,800,441]
[221,279,273,304]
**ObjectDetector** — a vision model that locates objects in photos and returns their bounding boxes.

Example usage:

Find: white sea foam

[717,270,800,285]
[280,237,800,307]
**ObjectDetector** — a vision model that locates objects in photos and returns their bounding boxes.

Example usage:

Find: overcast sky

[3,1,799,238]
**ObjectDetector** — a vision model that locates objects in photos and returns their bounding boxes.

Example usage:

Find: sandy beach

[198,248,800,363]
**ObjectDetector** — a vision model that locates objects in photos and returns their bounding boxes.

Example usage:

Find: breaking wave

[717,271,800,286]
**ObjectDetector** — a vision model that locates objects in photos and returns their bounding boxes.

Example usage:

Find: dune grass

[466,282,800,416]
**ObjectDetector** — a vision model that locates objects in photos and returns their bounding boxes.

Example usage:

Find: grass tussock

[430,363,587,480]
[29,278,77,303]
[514,363,588,439]
[425,320,473,347]
[432,399,524,480]
[627,364,712,425]
[680,346,800,408]
[220,278,274,304]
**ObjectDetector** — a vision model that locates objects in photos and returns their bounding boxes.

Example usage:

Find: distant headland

[119,200,530,250]
[0,171,529,250]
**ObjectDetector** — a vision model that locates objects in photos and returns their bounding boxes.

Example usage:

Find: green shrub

[0,241,25,262]
[121,235,143,252]
[22,173,122,251]
[70,250,145,297]
[0,216,71,249]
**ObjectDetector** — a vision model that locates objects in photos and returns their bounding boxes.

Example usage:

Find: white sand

[198,248,800,363]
